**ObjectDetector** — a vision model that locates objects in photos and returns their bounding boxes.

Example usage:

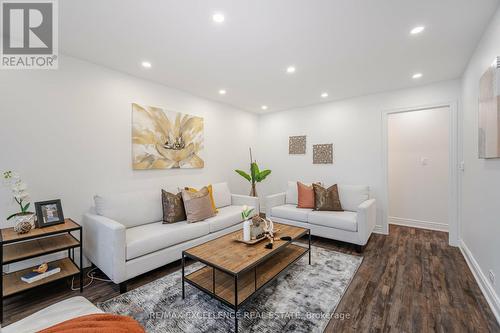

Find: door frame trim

[381,101,459,246]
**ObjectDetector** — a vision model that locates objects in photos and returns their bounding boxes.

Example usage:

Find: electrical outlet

[489,270,495,285]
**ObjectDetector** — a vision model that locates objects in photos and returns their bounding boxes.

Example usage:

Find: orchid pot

[3,171,35,234]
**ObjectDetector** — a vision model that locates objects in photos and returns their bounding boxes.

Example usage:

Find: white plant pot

[243,220,251,241]
[11,212,35,234]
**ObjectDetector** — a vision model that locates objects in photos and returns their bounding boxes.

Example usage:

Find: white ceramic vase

[243,220,251,241]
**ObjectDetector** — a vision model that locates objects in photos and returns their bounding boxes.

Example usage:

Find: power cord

[70,267,112,291]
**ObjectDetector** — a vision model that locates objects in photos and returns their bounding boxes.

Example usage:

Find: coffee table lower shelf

[184,243,308,307]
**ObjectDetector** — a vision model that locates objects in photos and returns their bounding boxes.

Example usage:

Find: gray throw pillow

[181,187,216,223]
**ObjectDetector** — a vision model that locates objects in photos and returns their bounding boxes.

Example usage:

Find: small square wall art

[313,144,333,164]
[289,135,306,154]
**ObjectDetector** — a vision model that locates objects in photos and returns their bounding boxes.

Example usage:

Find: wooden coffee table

[182,223,311,333]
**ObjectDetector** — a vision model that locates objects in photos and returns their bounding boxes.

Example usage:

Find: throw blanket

[38,314,145,333]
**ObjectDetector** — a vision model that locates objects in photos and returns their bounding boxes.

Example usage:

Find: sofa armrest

[2,296,102,333]
[265,192,286,217]
[231,194,260,213]
[356,199,376,245]
[82,213,126,284]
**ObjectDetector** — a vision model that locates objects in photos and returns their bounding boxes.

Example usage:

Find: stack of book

[21,265,61,284]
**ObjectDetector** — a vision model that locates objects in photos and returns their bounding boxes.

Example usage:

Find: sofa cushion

[271,204,311,222]
[285,181,299,205]
[211,182,232,208]
[338,185,370,212]
[204,205,251,233]
[307,210,358,232]
[95,190,162,228]
[126,221,209,260]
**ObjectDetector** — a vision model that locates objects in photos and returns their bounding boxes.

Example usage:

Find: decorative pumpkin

[33,263,48,274]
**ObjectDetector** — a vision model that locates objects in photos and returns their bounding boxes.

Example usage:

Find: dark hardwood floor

[2,225,499,332]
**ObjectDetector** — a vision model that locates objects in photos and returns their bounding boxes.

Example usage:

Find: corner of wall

[460,239,500,324]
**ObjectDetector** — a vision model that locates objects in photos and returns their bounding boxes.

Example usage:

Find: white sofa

[2,297,102,333]
[83,182,258,291]
[265,182,376,250]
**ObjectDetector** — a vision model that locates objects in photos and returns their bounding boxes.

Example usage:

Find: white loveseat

[265,182,376,250]
[83,182,258,291]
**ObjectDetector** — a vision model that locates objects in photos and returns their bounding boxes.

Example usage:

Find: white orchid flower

[3,170,31,217]
[12,182,27,192]
[15,192,29,200]
[242,205,248,212]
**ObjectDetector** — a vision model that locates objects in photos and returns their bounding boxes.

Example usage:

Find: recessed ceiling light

[412,73,423,79]
[261,105,268,110]
[410,26,425,35]
[286,66,296,74]
[212,12,225,23]
[141,61,152,68]
[321,92,329,98]
[218,89,226,95]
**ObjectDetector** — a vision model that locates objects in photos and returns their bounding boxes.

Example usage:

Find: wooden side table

[0,218,83,323]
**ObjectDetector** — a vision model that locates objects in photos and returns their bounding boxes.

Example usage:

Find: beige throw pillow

[181,187,215,223]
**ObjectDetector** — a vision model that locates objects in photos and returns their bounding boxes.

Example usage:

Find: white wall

[460,5,500,321]
[0,55,258,228]
[388,107,450,231]
[257,80,460,232]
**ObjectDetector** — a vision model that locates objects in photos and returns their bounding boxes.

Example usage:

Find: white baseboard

[459,240,500,325]
[373,224,387,235]
[389,216,448,232]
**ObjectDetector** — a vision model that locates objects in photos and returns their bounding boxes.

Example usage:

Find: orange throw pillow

[38,313,145,333]
[185,184,218,214]
[297,182,315,208]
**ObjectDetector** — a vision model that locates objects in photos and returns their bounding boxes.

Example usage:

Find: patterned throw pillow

[312,184,343,211]
[181,187,216,223]
[161,190,187,223]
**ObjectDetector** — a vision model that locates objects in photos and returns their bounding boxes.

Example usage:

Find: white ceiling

[60,0,499,113]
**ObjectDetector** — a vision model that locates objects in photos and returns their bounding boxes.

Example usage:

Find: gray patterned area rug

[99,246,362,333]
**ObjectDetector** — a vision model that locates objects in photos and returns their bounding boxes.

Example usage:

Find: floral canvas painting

[132,103,204,169]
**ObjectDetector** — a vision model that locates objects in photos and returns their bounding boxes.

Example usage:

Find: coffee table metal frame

[181,228,311,333]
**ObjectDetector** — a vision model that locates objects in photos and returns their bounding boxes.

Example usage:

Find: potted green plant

[3,171,34,233]
[235,148,271,197]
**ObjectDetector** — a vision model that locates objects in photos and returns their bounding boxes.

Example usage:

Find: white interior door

[387,107,450,232]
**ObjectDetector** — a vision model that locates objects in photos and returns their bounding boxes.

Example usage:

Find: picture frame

[35,199,65,228]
